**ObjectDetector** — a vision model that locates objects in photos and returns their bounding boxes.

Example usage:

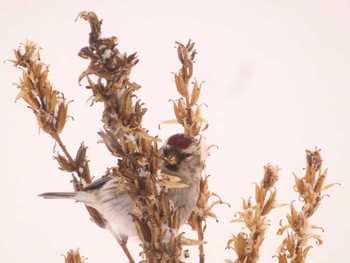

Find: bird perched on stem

[39,133,202,245]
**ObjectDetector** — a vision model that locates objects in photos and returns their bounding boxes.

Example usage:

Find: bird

[39,133,203,244]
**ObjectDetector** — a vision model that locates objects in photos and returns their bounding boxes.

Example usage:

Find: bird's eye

[181,153,192,159]
[163,148,170,156]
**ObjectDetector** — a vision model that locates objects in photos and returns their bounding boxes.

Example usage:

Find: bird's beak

[166,154,178,166]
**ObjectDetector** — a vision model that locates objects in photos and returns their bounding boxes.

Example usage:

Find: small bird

[39,133,202,243]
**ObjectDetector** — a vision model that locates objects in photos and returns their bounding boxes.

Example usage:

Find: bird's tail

[38,192,77,199]
[38,191,96,208]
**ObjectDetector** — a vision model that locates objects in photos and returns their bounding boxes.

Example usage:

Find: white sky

[1,0,349,262]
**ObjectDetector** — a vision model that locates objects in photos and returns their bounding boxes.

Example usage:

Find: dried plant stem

[196,219,205,263]
[77,11,184,262]
[166,40,225,262]
[277,149,338,263]
[10,41,107,229]
[227,164,281,263]
[51,134,75,169]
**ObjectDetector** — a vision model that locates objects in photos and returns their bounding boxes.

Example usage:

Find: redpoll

[39,133,202,243]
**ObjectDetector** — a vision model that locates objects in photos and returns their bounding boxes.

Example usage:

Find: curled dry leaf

[158,173,189,189]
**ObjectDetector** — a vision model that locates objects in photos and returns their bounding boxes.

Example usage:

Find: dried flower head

[162,40,208,137]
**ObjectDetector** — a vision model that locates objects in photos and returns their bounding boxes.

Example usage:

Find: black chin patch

[165,163,179,171]
[163,148,191,172]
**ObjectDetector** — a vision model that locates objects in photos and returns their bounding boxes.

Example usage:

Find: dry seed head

[11,41,71,136]
[228,164,280,263]
[11,39,106,230]
[276,149,338,262]
[64,249,85,263]
[169,40,223,263]
[262,164,280,189]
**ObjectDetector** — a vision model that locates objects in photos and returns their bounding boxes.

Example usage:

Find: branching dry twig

[9,41,107,228]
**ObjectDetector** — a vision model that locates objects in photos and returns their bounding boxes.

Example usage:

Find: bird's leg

[117,237,135,263]
[107,226,135,263]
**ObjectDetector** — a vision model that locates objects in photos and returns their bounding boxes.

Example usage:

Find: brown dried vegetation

[64,249,86,263]
[276,149,338,263]
[10,10,337,263]
[10,11,216,263]
[227,164,281,263]
[227,149,337,263]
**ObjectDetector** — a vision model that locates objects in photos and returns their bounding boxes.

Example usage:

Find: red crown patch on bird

[167,134,192,149]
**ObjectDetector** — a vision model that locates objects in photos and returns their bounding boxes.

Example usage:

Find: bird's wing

[83,176,113,191]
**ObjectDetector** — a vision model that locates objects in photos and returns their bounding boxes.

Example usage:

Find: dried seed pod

[55,101,69,134]
[174,74,187,97]
[55,154,76,172]
[262,190,277,216]
[190,80,201,106]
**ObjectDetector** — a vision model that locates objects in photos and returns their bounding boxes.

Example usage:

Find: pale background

[1,0,349,262]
